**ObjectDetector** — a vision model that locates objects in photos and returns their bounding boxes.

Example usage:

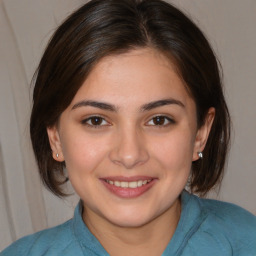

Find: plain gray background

[0,0,255,251]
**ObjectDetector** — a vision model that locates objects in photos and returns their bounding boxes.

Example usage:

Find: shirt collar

[72,201,110,255]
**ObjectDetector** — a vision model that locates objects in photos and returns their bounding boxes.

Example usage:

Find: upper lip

[100,176,157,182]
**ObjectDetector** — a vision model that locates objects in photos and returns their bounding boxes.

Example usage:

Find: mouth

[100,176,157,198]
[105,179,152,188]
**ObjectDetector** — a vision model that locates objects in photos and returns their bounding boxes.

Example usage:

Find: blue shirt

[1,191,256,255]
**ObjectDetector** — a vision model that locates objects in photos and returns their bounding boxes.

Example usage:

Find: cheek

[60,132,108,175]
[151,128,195,171]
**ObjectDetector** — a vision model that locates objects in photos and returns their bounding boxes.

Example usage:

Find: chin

[109,216,152,228]
[103,207,157,228]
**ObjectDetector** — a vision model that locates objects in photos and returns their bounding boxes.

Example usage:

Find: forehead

[70,48,194,109]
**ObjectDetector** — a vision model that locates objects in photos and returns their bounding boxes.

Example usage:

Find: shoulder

[192,195,256,255]
[0,219,83,256]
[199,196,256,231]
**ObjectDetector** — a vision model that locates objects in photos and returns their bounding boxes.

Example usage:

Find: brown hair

[30,0,230,197]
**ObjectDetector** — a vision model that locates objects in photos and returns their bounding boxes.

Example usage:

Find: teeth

[128,181,137,188]
[137,180,143,187]
[120,181,128,188]
[114,181,120,187]
[106,179,152,188]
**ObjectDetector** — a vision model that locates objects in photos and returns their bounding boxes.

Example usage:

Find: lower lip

[101,179,157,198]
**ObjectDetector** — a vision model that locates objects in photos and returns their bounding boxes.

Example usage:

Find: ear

[192,107,215,161]
[47,126,65,162]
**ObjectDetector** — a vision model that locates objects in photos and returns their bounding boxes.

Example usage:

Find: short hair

[30,0,230,197]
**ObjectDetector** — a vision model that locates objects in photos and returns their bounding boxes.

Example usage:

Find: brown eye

[90,117,103,125]
[147,116,174,126]
[152,116,166,125]
[82,116,108,127]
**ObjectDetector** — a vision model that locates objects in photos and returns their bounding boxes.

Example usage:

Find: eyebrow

[71,98,184,112]
[72,100,117,111]
[141,98,185,111]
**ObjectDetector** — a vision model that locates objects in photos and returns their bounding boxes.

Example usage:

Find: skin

[47,48,215,255]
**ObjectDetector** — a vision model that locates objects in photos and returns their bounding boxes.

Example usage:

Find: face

[48,48,214,228]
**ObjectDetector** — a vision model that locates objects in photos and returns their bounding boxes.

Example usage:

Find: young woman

[1,0,256,255]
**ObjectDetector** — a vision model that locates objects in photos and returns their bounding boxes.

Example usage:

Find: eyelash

[146,115,175,127]
[81,116,110,128]
[81,115,175,128]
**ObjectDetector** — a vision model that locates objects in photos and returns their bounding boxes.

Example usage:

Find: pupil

[154,116,165,125]
[91,117,102,125]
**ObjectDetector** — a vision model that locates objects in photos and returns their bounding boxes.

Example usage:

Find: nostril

[109,147,149,169]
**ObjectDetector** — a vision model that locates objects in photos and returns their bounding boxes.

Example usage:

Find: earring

[198,152,203,159]
[56,153,59,158]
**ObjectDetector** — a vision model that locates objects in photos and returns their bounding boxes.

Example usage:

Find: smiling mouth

[101,177,156,198]
[104,179,152,188]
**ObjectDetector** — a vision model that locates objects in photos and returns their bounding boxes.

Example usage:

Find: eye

[82,116,109,127]
[146,116,174,126]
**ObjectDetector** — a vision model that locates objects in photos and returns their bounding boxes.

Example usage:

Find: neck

[83,198,181,256]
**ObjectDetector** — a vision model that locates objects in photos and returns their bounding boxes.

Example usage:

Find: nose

[109,126,149,169]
